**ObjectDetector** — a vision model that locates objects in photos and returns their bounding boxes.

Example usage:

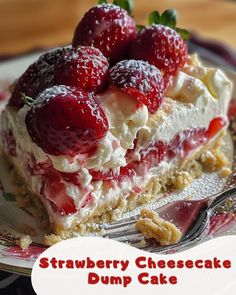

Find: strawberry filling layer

[3,116,226,217]
[89,116,226,181]
[51,116,226,215]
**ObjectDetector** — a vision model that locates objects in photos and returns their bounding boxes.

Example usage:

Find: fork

[100,110,236,253]
[100,186,236,253]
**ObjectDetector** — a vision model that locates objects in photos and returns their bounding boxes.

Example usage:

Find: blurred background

[0,0,235,56]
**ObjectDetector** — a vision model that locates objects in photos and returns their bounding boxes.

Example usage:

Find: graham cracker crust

[1,131,231,245]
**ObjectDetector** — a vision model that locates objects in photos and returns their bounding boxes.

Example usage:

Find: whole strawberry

[25,85,109,156]
[130,10,189,76]
[72,3,136,64]
[54,46,109,93]
[108,59,164,114]
[8,47,68,108]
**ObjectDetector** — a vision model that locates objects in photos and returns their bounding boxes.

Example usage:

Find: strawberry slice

[80,193,92,209]
[89,169,116,181]
[206,117,227,139]
[43,169,77,216]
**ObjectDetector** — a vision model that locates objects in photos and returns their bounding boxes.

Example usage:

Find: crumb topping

[135,208,182,246]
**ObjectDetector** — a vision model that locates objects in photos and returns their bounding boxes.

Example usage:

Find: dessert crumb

[44,234,63,246]
[136,239,147,247]
[16,235,32,250]
[135,208,182,246]
[219,167,232,177]
[172,171,193,189]
[201,149,229,172]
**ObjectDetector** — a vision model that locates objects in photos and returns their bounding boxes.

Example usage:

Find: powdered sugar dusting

[109,59,164,113]
[25,85,109,156]
[72,2,136,63]
[34,85,74,107]
[54,46,109,92]
[96,3,124,13]
[130,24,188,75]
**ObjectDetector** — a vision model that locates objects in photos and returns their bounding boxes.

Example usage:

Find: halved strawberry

[90,163,135,181]
[25,85,109,156]
[108,59,164,114]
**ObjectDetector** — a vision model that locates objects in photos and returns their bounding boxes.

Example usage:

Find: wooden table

[0,0,235,56]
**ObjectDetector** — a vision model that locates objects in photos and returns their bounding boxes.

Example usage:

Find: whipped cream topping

[149,56,232,143]
[10,87,148,173]
[86,131,126,169]
[98,88,149,149]
[9,55,232,173]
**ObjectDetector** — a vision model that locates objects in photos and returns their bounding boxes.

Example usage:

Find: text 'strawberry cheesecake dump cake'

[0,2,233,242]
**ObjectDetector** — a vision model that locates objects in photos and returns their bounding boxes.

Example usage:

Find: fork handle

[208,186,236,210]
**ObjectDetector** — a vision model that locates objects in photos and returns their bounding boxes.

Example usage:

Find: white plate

[0,53,235,276]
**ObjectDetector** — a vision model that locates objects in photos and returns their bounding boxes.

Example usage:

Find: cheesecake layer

[0,55,232,232]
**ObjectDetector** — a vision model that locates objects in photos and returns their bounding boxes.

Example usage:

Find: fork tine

[103,221,138,239]
[101,216,138,230]
[101,186,236,251]
[106,229,139,239]
[113,233,144,243]
[102,215,148,246]
[102,219,137,231]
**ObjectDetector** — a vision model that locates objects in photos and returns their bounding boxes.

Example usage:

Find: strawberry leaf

[21,93,34,106]
[148,9,190,40]
[148,11,160,25]
[136,24,145,31]
[176,27,190,40]
[113,0,132,14]
[3,192,16,202]
[160,9,176,27]
[98,0,107,4]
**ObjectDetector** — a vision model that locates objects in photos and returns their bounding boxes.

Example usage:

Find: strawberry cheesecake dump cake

[0,2,233,242]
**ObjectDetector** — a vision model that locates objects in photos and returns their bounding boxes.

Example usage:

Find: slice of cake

[0,3,232,241]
